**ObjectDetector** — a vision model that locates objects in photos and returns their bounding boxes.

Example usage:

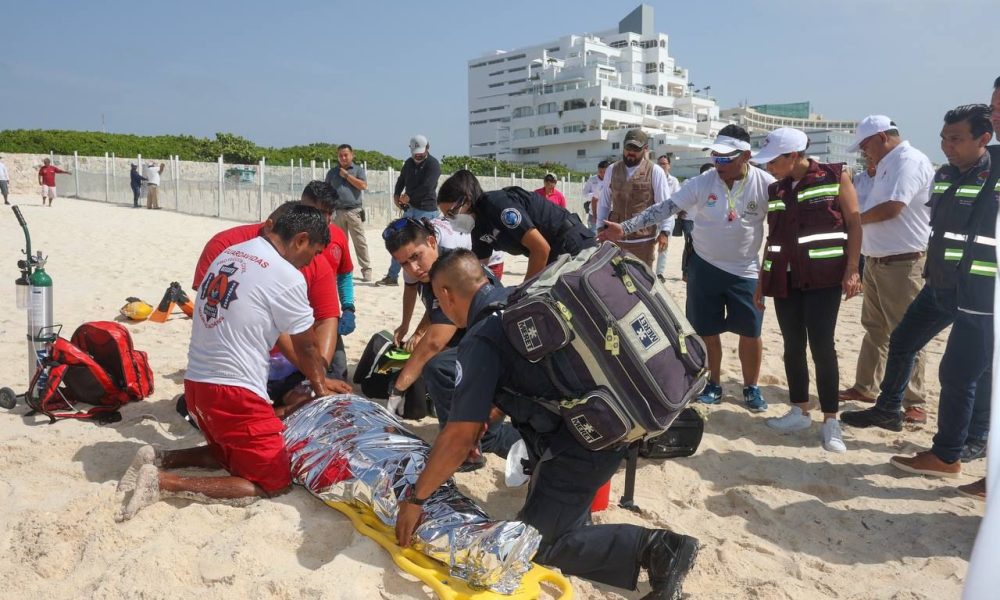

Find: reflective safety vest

[925,146,1000,314]
[761,160,848,298]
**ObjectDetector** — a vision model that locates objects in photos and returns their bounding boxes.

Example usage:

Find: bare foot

[115,464,160,523]
[116,445,160,493]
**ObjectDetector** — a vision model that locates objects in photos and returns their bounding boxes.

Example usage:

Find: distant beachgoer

[144,162,165,210]
[0,156,9,205]
[534,173,567,209]
[326,144,372,282]
[654,154,680,282]
[751,127,862,453]
[377,135,442,286]
[38,157,70,207]
[129,163,145,208]
[115,205,350,523]
[582,160,609,232]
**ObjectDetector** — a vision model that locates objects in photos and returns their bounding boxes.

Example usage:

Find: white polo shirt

[669,166,775,278]
[861,141,933,258]
[144,164,161,186]
[853,169,876,212]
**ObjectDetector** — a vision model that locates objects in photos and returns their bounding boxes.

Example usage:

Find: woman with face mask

[437,170,596,281]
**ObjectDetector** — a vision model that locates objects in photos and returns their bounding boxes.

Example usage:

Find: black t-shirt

[448,283,563,423]
[470,187,595,262]
[411,262,499,348]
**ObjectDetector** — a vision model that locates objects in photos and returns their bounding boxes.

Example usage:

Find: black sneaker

[961,438,988,462]
[840,407,903,432]
[640,529,699,600]
[657,274,666,283]
[374,276,398,287]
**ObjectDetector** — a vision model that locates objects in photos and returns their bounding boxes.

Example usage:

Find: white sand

[0,194,985,599]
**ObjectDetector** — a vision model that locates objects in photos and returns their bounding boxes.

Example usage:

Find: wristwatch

[402,485,429,506]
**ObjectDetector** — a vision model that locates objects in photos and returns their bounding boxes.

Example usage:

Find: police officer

[750,127,862,453]
[842,105,998,484]
[380,217,519,465]
[394,249,699,600]
[437,170,596,280]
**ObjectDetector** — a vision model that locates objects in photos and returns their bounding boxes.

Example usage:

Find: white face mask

[448,213,476,234]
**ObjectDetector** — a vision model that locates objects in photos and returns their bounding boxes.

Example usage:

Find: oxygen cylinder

[27,259,53,399]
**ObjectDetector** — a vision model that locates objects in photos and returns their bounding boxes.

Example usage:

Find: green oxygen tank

[27,253,54,398]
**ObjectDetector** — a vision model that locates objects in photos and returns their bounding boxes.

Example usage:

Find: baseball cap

[409,134,429,155]
[751,127,809,164]
[848,115,896,152]
[623,129,648,148]
[704,133,752,154]
[543,173,557,182]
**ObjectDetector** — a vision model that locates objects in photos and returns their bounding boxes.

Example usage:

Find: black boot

[639,528,699,600]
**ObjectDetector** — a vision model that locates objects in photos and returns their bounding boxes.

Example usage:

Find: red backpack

[28,321,154,422]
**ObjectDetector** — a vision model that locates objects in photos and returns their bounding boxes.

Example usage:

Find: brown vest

[608,159,656,241]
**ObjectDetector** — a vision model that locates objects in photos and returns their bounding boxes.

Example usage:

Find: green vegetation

[0,129,590,179]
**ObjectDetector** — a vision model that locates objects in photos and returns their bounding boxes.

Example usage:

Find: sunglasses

[382,217,433,241]
[711,151,743,165]
[444,196,469,219]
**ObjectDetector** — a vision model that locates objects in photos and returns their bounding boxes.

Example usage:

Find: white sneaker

[765,406,812,432]
[821,418,847,453]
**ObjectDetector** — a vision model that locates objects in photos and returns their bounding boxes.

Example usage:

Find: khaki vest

[608,159,656,241]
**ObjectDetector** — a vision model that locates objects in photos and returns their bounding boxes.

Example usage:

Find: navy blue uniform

[470,187,596,262]
[448,282,647,589]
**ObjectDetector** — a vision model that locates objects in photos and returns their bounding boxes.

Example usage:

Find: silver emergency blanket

[282,394,541,594]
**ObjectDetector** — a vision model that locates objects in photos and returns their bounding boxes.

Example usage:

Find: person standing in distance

[655,154,681,282]
[326,144,372,282]
[144,161,165,210]
[38,157,70,207]
[582,160,609,233]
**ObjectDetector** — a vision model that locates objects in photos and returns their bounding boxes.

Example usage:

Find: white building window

[538,102,558,115]
[513,107,534,118]
[577,149,586,157]
[645,62,657,73]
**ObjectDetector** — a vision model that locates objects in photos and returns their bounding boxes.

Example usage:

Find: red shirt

[192,223,340,320]
[38,165,67,187]
[324,223,353,275]
[534,187,567,209]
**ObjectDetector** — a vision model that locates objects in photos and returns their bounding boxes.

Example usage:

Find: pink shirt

[534,187,566,209]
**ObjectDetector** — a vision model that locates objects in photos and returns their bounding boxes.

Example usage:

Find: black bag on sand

[638,407,704,459]
[353,330,432,420]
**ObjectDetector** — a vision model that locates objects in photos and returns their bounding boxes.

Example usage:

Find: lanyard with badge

[725,169,748,222]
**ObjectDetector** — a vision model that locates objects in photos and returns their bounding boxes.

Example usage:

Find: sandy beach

[0,194,985,600]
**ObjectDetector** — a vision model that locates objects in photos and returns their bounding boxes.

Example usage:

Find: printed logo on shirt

[516,316,543,353]
[200,263,241,323]
[744,199,759,216]
[707,193,718,207]
[501,208,522,229]
[480,233,496,243]
[455,361,463,386]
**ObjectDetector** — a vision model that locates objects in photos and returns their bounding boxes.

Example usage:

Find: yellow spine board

[325,501,573,600]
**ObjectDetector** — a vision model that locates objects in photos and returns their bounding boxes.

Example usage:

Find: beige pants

[146,184,159,209]
[620,238,657,268]
[334,207,371,274]
[853,255,926,405]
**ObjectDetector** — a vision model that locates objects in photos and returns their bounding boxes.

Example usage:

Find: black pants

[679,220,694,278]
[495,393,647,589]
[773,284,842,413]
[422,348,520,457]
[131,187,140,207]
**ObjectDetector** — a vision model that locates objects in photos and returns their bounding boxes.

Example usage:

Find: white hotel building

[467,4,727,173]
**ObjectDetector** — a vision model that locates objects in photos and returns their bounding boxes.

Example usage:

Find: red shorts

[184,380,291,493]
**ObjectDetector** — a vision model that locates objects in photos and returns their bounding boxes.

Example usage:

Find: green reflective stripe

[970,261,998,276]
[763,260,773,272]
[932,182,951,194]
[943,248,964,261]
[808,247,844,259]
[797,184,840,202]
[955,185,984,198]
[768,199,785,212]
[995,182,1000,192]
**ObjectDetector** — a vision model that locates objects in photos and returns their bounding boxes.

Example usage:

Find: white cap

[409,134,429,156]
[751,127,809,164]
[704,134,752,154]
[848,115,896,152]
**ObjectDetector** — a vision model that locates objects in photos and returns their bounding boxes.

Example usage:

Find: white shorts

[41,185,57,199]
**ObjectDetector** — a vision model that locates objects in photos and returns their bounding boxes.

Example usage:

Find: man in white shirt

[655,154,682,282]
[144,161,165,210]
[0,156,9,205]
[838,116,935,424]
[582,160,609,232]
[115,205,351,522]
[597,129,673,267]
[601,125,776,412]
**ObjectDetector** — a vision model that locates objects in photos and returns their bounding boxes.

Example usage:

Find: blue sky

[0,0,994,163]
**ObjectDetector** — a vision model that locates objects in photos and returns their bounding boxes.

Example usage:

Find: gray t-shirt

[325,163,367,210]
